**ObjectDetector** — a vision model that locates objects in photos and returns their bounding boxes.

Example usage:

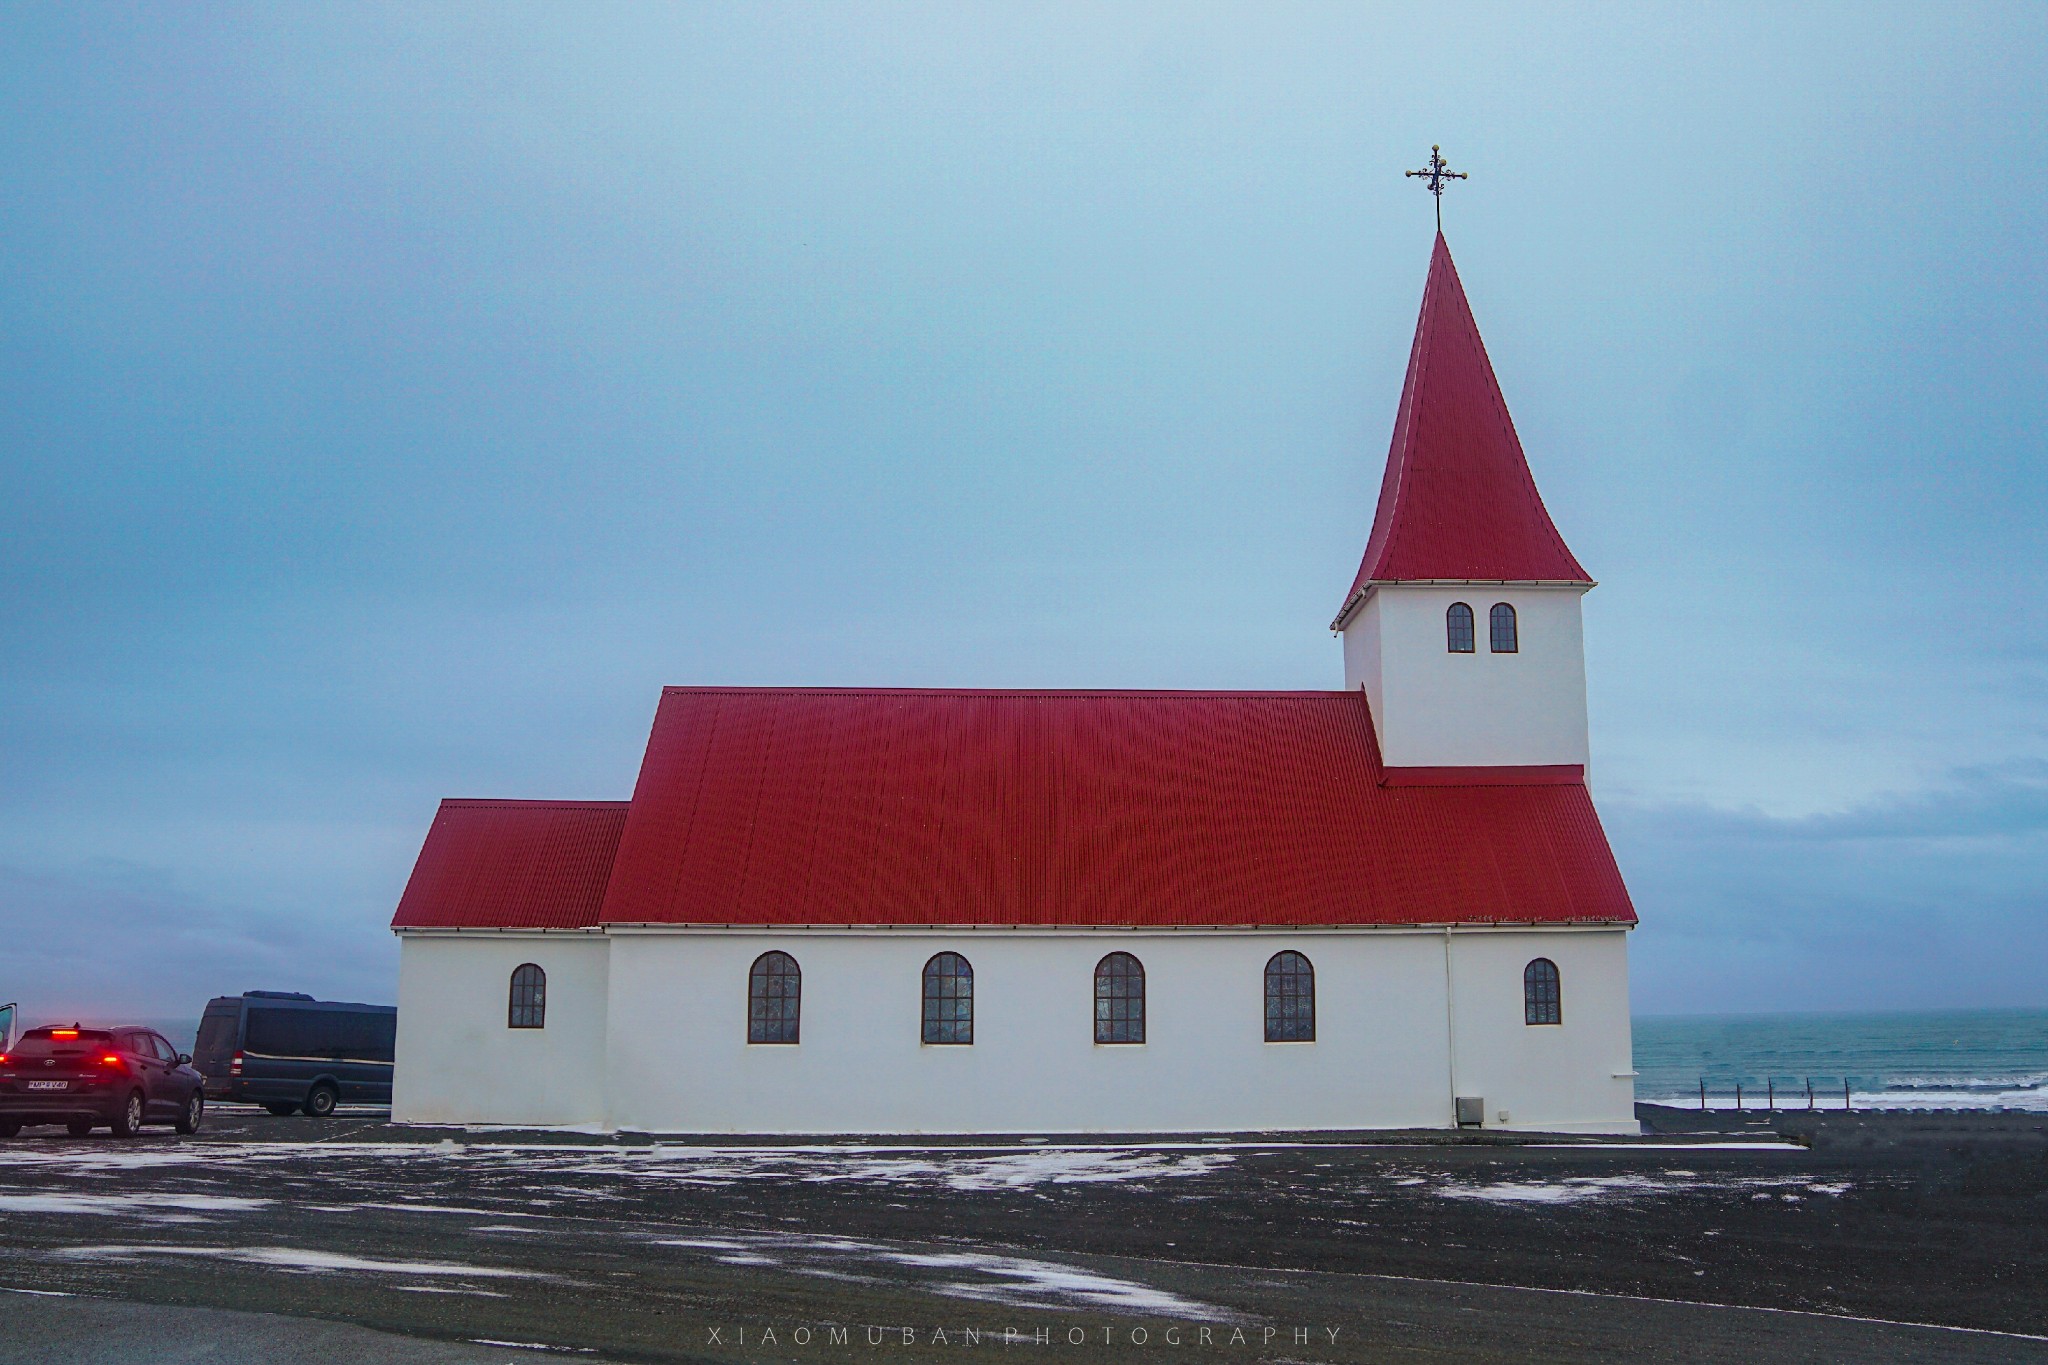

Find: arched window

[748,951,802,1044]
[1490,602,1518,653]
[1524,958,1561,1025]
[1264,951,1315,1042]
[1446,602,1475,653]
[508,964,546,1029]
[921,952,974,1045]
[1094,952,1145,1044]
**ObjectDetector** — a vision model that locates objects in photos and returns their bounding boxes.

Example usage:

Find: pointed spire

[1333,234,1589,628]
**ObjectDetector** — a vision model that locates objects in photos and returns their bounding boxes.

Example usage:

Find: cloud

[2,7,2044,1025]
[1613,764,2048,1013]
[0,862,397,1027]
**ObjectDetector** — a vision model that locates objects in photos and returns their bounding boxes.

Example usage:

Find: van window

[244,1007,394,1061]
[245,1009,326,1056]
[334,1012,397,1062]
[194,1011,238,1062]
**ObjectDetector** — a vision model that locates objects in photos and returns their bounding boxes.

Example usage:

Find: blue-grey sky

[3,4,2044,1025]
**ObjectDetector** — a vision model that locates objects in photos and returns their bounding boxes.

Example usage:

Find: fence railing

[1690,1076,1870,1112]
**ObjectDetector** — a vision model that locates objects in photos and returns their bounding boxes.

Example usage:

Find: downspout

[1442,927,1459,1126]
[599,926,618,1136]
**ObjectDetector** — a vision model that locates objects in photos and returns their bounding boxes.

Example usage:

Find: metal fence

[1691,1076,1872,1112]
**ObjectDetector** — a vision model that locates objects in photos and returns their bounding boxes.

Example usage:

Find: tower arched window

[1490,602,1518,653]
[1264,951,1315,1042]
[508,964,546,1029]
[1524,958,1561,1025]
[1446,602,1475,653]
[1094,952,1145,1044]
[921,952,974,1045]
[748,951,802,1044]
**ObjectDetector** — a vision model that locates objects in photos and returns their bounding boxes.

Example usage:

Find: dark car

[0,1025,205,1139]
[193,992,396,1117]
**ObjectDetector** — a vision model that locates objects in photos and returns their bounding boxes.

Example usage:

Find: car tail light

[229,1051,244,1076]
[100,1053,125,1068]
[51,1029,79,1039]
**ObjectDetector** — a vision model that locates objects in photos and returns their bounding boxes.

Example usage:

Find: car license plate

[24,1080,68,1091]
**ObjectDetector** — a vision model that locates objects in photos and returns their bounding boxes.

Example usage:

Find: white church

[389,231,1640,1136]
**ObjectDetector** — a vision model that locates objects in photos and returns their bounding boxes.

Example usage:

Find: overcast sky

[3,3,2044,1026]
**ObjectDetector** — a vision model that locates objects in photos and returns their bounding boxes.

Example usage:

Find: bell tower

[1333,233,1593,777]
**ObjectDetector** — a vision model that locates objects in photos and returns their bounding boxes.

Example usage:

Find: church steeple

[1333,233,1588,632]
[1335,231,1594,775]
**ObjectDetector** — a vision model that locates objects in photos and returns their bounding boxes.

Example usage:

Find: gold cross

[1405,145,1468,232]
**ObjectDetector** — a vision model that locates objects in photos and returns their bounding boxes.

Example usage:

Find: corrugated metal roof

[593,687,1636,928]
[1337,233,1591,625]
[391,799,630,930]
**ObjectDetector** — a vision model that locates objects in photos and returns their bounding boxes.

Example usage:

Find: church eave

[1330,576,1598,632]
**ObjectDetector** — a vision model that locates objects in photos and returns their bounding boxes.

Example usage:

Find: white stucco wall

[1447,929,1637,1133]
[1342,584,1591,770]
[392,932,610,1127]
[604,930,1459,1135]
[391,925,1635,1135]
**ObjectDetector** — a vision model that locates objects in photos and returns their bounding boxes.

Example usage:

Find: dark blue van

[193,992,396,1117]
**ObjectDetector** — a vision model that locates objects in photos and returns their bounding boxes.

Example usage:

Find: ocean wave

[1834,1094,2048,1112]
[1870,1071,2048,1092]
[1637,1076,2048,1112]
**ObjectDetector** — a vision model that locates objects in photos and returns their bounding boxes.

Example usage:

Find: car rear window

[12,1029,114,1057]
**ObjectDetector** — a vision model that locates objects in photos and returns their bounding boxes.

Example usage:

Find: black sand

[0,1105,2040,1363]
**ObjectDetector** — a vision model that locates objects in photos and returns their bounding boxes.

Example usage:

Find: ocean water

[1633,1008,2048,1112]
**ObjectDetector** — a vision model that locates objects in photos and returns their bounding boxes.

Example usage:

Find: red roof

[391,799,629,930]
[585,687,1633,928]
[1336,234,1589,626]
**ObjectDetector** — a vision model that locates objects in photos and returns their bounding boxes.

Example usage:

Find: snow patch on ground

[394,1285,509,1298]
[0,1140,1234,1191]
[56,1244,544,1278]
[570,1145,1237,1191]
[0,1192,269,1216]
[1429,1171,1852,1205]
[467,1340,597,1354]
[353,1202,521,1216]
[651,1229,1227,1317]
[883,1249,1216,1316]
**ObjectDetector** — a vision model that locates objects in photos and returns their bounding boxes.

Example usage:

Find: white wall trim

[391,927,607,939]
[396,922,1634,939]
[1332,579,1593,631]
[586,922,1630,938]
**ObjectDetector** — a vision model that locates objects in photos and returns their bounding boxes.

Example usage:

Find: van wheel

[111,1090,145,1139]
[263,1103,300,1117]
[65,1119,93,1138]
[175,1093,204,1135]
[304,1084,338,1119]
